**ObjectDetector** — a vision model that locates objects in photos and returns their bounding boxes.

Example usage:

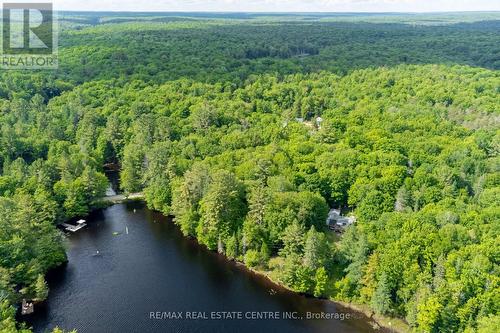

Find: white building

[316,116,323,128]
[326,209,355,232]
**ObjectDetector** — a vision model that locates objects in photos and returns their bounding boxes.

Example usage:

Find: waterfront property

[25,203,381,333]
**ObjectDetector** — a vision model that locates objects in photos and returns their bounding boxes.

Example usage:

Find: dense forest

[0,12,499,333]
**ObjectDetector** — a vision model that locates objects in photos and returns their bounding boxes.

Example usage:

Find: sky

[50,0,500,13]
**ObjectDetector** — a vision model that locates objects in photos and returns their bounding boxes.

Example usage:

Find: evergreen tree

[34,274,49,301]
[314,267,328,298]
[371,272,392,315]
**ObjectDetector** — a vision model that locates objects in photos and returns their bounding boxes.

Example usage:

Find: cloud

[54,0,500,12]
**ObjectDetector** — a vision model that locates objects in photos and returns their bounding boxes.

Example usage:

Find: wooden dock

[61,220,87,232]
[21,299,34,315]
[102,192,144,204]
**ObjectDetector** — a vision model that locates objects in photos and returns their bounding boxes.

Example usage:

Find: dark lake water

[24,202,386,333]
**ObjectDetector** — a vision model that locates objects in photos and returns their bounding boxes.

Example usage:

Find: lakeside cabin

[326,209,355,233]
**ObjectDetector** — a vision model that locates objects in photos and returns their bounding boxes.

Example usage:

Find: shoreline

[233,261,408,333]
[54,198,409,333]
